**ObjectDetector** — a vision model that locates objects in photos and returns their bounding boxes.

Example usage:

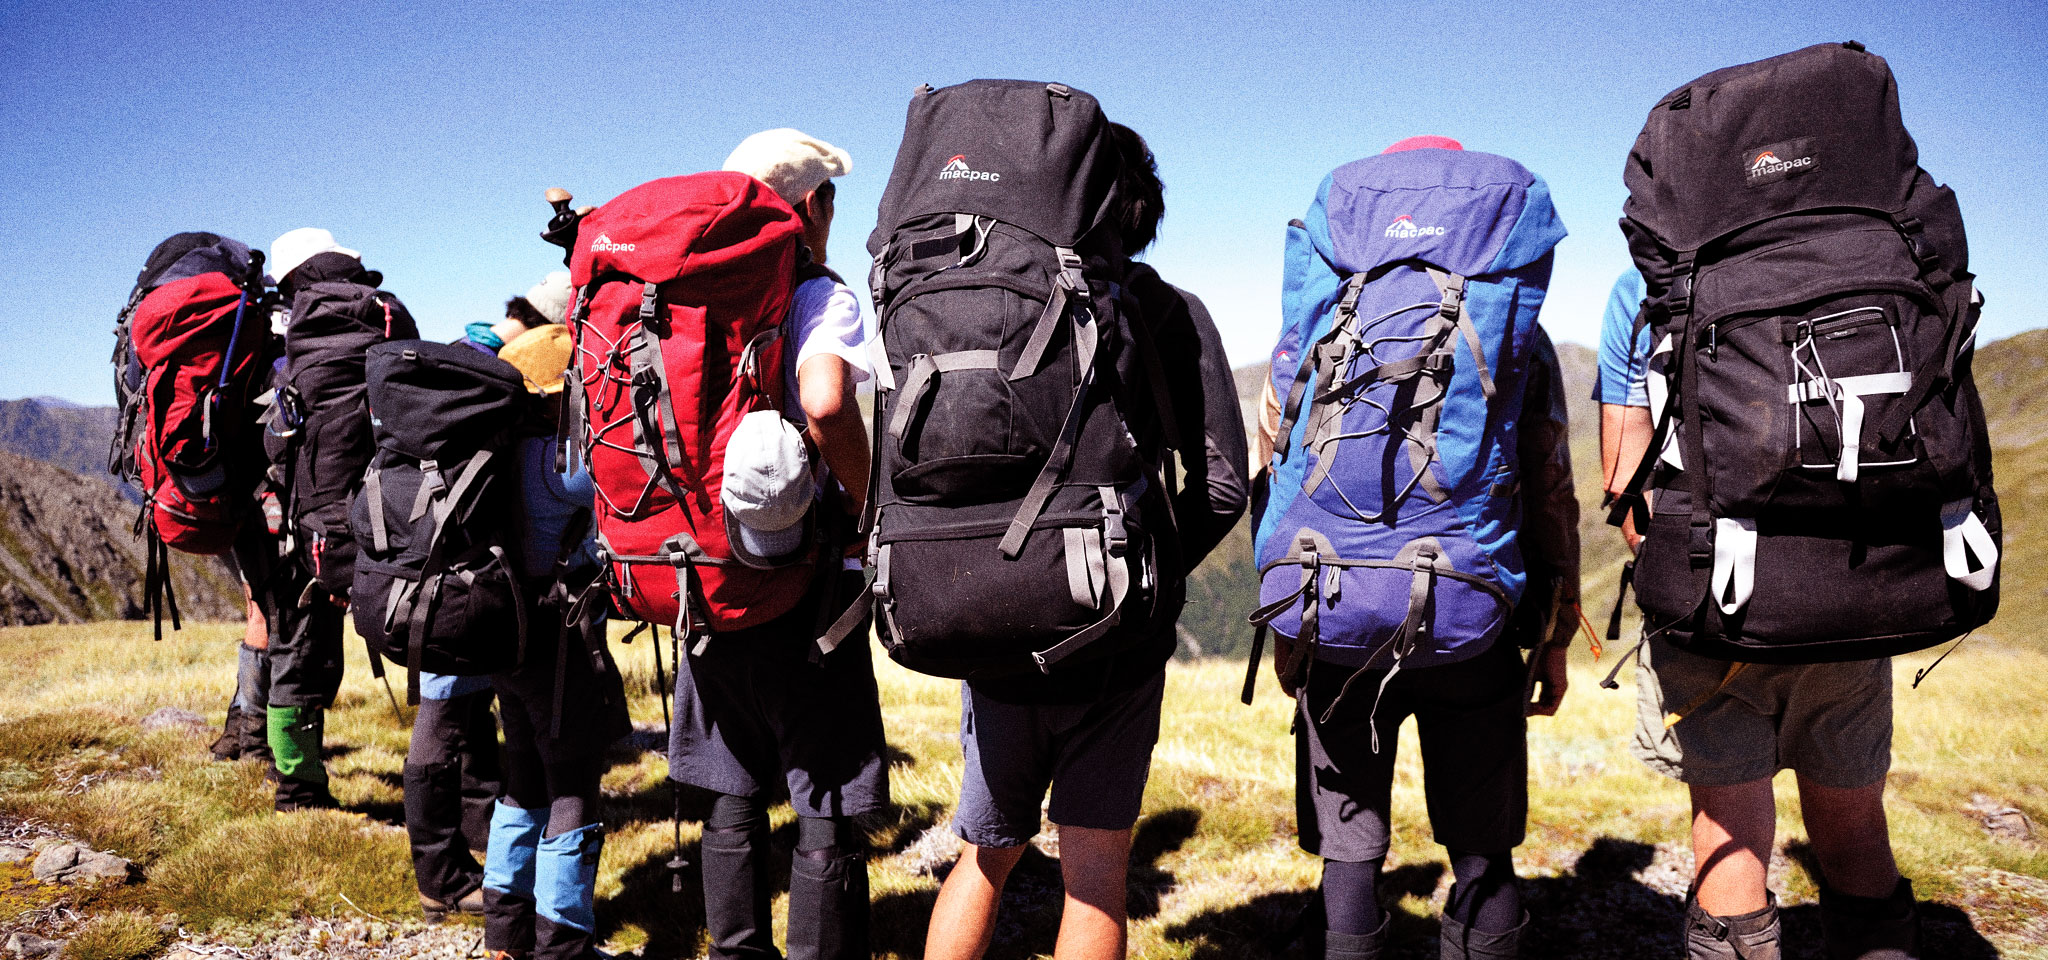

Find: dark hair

[504,296,549,328]
[1106,122,1164,254]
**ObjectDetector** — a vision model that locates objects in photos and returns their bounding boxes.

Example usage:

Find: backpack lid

[135,233,253,296]
[366,340,527,461]
[1623,42,1920,252]
[1316,148,1565,277]
[568,172,802,289]
[869,79,1118,249]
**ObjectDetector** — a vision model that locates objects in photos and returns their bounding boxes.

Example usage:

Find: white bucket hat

[722,128,851,207]
[721,410,815,567]
[269,227,360,284]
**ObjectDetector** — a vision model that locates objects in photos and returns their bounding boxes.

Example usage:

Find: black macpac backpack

[1615,42,1999,663]
[824,80,1178,678]
[349,340,530,701]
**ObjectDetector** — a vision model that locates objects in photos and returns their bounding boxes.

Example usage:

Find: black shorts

[494,601,632,808]
[667,570,889,819]
[1295,639,1527,861]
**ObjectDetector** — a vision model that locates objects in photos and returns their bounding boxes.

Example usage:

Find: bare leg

[925,841,1025,960]
[1795,776,1899,898]
[1690,778,1775,915]
[1052,825,1131,960]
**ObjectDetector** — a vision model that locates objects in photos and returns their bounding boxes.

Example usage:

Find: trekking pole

[378,672,406,726]
[541,188,593,262]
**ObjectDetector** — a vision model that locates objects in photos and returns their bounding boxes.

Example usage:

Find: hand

[1622,511,1643,555]
[1273,635,1304,699]
[1526,642,1569,717]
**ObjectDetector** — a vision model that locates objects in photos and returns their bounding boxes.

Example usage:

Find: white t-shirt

[781,275,871,426]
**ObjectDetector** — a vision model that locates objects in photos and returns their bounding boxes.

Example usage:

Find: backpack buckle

[1055,249,1087,292]
[1436,282,1464,320]
[1101,495,1128,556]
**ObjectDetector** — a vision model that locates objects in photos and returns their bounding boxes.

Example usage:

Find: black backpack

[1616,41,1999,663]
[825,79,1177,679]
[349,340,530,700]
[273,276,419,598]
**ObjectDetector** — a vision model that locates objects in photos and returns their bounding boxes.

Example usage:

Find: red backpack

[110,234,271,634]
[564,172,816,639]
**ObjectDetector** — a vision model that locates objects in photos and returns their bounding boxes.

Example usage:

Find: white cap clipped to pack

[722,410,815,568]
[526,270,573,324]
[722,128,851,207]
[269,227,360,285]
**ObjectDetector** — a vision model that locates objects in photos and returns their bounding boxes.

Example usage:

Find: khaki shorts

[1630,636,1892,788]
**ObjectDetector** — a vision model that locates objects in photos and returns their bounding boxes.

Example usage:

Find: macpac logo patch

[1743,138,1819,187]
[1384,214,1446,239]
[589,233,635,253]
[937,155,1001,182]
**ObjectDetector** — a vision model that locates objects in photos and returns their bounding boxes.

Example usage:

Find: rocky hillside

[0,451,240,626]
[1183,330,2047,659]
[0,398,122,485]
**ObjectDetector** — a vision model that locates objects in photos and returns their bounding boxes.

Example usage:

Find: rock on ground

[142,706,211,735]
[29,841,135,884]
[3,931,64,958]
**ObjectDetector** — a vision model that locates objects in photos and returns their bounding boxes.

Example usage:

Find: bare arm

[1599,403,1654,553]
[798,353,869,516]
[1254,379,1280,478]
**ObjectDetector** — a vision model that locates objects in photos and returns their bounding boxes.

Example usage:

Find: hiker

[1251,136,1578,960]
[1593,269,1651,554]
[901,110,1251,960]
[108,231,280,764]
[402,271,577,924]
[645,127,885,960]
[475,318,631,960]
[1612,43,1999,960]
[265,227,420,811]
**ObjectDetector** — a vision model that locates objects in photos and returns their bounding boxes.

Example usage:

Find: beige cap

[722,128,850,207]
[525,270,573,324]
[499,324,572,395]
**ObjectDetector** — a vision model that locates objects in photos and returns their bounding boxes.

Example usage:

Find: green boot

[267,706,337,812]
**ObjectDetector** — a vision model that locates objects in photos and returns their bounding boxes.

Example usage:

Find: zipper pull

[1708,323,1718,360]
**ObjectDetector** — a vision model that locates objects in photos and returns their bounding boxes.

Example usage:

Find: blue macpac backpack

[1247,147,1566,730]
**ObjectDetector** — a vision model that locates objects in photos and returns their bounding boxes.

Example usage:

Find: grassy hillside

[0,623,2043,958]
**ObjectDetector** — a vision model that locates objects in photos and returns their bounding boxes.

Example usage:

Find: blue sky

[3,0,2043,404]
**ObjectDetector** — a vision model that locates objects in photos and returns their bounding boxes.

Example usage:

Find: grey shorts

[953,668,1166,848]
[668,571,890,819]
[1296,639,1528,862]
[1630,636,1893,788]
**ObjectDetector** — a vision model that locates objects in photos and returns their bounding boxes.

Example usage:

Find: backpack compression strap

[998,257,1104,560]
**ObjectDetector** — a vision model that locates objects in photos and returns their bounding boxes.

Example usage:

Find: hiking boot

[1324,912,1392,960]
[270,770,340,813]
[210,705,248,761]
[422,887,487,924]
[1441,911,1527,959]
[1684,892,1780,960]
[1819,878,1920,960]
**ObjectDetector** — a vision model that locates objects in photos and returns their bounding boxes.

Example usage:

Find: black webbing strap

[1675,316,1717,600]
[1606,560,1635,643]
[1604,385,1676,530]
[1274,275,1366,462]
[999,303,1102,559]
[1319,538,1446,742]
[1424,269,1494,401]
[629,282,689,501]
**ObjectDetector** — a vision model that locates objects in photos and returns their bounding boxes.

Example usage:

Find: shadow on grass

[870,807,1203,959]
[1163,836,2004,960]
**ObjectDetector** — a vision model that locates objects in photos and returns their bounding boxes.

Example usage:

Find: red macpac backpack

[110,233,272,634]
[562,172,817,644]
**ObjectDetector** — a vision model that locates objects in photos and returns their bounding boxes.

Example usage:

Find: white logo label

[1746,151,1813,180]
[1383,215,1446,239]
[937,154,1001,182]
[589,233,636,253]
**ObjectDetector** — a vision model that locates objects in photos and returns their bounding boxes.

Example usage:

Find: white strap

[869,330,896,392]
[1941,499,1998,592]
[1647,334,1682,469]
[1711,516,1758,615]
[1785,372,1912,482]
